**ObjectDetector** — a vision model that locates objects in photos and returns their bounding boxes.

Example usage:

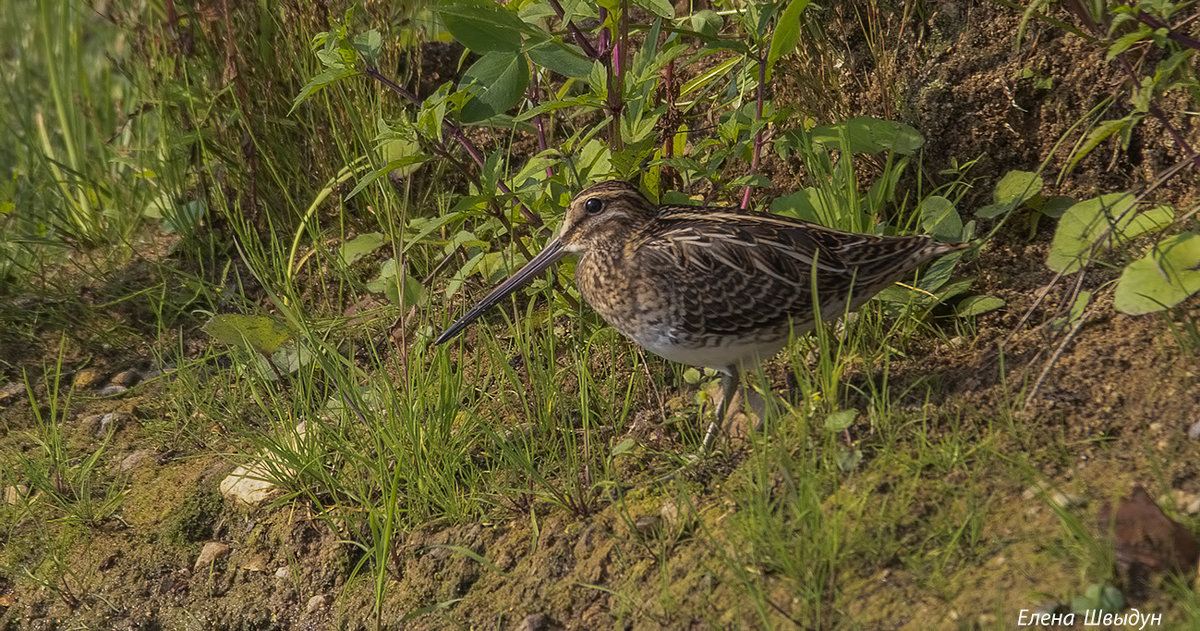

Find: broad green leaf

[367,259,426,307]
[202,315,291,354]
[770,188,821,223]
[610,438,635,459]
[824,408,858,432]
[526,40,593,78]
[1115,232,1200,315]
[917,251,963,293]
[161,200,206,234]
[260,343,315,377]
[766,0,809,79]
[380,137,425,177]
[836,447,863,472]
[920,195,963,241]
[976,170,1043,218]
[1039,195,1076,219]
[460,52,531,123]
[691,10,723,37]
[811,117,924,155]
[956,295,1005,316]
[633,0,674,18]
[352,29,382,65]
[403,214,460,253]
[1119,204,1175,241]
[438,0,525,53]
[1046,193,1143,273]
[339,232,385,265]
[512,150,561,186]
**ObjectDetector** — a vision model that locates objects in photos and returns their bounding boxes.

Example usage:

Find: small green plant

[11,347,127,528]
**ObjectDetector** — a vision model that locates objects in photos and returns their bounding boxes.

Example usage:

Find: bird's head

[434,179,655,344]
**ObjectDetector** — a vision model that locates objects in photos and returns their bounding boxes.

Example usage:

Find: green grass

[3,1,1200,628]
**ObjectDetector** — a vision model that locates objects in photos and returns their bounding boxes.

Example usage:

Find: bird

[435,179,967,447]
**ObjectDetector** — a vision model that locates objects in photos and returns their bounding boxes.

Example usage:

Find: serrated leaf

[956,295,1005,316]
[203,315,291,354]
[512,150,561,186]
[1115,232,1200,315]
[290,66,355,114]
[339,232,385,265]
[353,29,382,64]
[460,52,530,123]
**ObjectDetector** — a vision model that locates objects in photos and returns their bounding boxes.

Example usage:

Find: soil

[3,1,1200,630]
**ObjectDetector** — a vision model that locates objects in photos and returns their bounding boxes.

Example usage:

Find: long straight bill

[434,239,567,345]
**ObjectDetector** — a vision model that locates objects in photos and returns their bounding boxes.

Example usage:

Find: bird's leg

[701,367,739,451]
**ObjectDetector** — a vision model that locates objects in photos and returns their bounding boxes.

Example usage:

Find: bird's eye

[584,198,604,215]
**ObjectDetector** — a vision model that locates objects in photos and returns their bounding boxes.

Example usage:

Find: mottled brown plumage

[436,180,966,444]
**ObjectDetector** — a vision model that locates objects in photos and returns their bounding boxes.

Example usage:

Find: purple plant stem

[1063,2,1200,170]
[741,51,767,209]
[546,0,601,59]
[1130,8,1200,51]
[528,69,555,179]
[361,63,543,226]
[605,4,626,147]
[360,61,579,309]
[598,7,611,56]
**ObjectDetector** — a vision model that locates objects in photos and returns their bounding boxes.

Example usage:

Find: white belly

[631,328,790,373]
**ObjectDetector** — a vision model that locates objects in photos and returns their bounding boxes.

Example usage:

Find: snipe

[436,180,967,446]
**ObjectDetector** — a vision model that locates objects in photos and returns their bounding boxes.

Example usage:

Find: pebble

[660,501,681,530]
[219,464,278,505]
[193,542,231,571]
[274,567,291,580]
[240,555,268,572]
[305,595,327,614]
[117,450,154,472]
[110,370,141,387]
[3,485,28,505]
[516,613,550,631]
[0,382,24,404]
[634,516,661,537]
[98,384,128,397]
[73,369,105,390]
[1022,482,1086,509]
[1188,422,1200,441]
[96,412,128,436]
[1171,490,1200,515]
